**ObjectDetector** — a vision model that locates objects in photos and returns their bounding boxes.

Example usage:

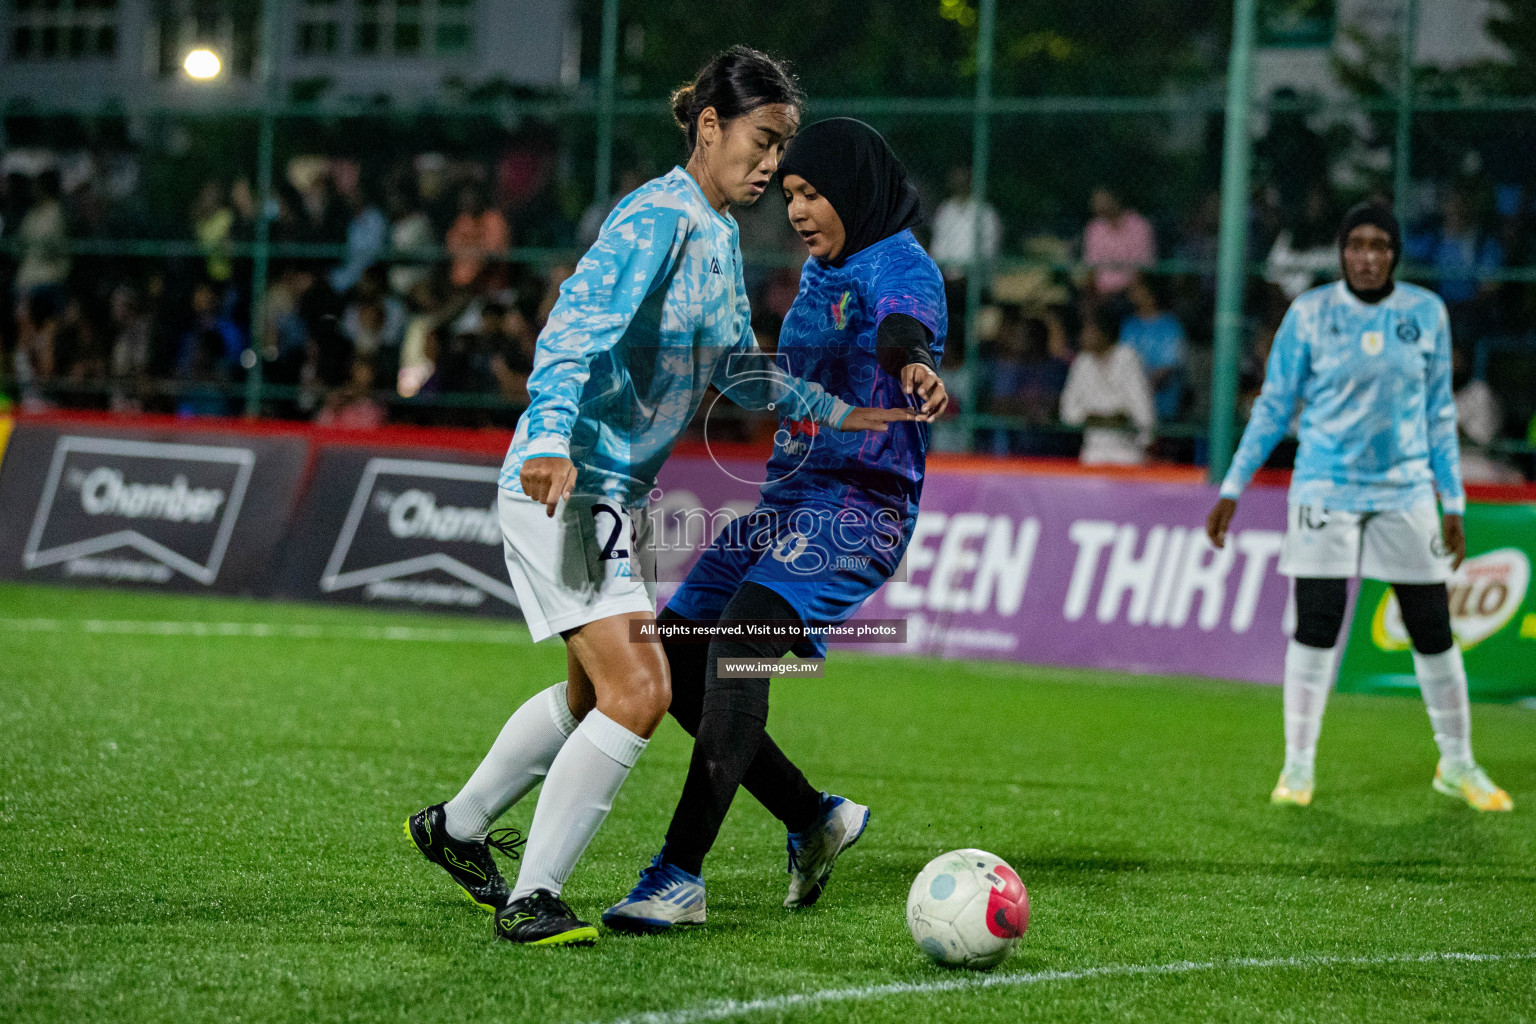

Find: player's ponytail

[670,84,698,135]
[671,46,801,154]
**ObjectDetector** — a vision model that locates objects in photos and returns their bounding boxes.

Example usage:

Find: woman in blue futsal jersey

[603,117,950,933]
[404,51,921,949]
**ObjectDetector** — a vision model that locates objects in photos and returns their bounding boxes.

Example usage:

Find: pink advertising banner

[654,456,1293,685]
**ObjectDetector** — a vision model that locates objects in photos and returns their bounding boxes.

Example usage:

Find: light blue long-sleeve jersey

[500,168,851,506]
[1220,280,1465,514]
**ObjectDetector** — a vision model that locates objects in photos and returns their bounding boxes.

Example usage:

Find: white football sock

[444,681,579,842]
[510,708,647,900]
[1413,647,1473,768]
[1283,640,1337,775]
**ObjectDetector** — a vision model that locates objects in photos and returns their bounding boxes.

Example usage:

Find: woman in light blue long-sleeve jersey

[1207,202,1510,814]
[404,46,925,947]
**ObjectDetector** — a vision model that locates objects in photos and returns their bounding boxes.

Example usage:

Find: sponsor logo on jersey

[773,418,821,458]
[1361,330,1385,356]
[831,290,852,330]
[1372,547,1531,650]
[21,436,254,585]
[710,257,722,275]
[1396,319,1421,342]
[319,458,518,609]
[786,417,819,438]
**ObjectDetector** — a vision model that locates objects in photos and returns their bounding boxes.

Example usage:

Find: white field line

[591,950,1536,1024]
[0,617,527,645]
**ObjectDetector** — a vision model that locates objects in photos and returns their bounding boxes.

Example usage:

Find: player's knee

[593,658,670,735]
[629,669,672,728]
[1395,583,1454,654]
[1294,577,1348,649]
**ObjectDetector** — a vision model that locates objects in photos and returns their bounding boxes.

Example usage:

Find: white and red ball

[906,848,1029,969]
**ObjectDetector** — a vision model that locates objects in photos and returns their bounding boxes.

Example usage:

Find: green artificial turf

[1,582,1533,1024]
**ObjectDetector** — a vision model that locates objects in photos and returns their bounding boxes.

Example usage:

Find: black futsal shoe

[404,802,523,913]
[495,888,599,946]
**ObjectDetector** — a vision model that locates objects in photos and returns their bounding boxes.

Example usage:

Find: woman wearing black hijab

[604,118,950,933]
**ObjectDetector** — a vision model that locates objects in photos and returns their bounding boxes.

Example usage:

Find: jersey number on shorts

[591,503,630,562]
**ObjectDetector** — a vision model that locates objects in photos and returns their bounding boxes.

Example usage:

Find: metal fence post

[245,0,282,418]
[594,0,620,209]
[962,0,997,449]
[1392,0,1421,230]
[1208,0,1259,484]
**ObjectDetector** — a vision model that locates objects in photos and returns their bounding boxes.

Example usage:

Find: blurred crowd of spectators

[2,114,1534,481]
[947,133,1536,480]
[0,150,566,430]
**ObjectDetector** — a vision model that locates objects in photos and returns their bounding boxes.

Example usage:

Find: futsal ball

[906,848,1029,969]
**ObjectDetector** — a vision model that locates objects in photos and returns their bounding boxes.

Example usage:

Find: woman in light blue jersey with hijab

[1208,202,1510,814]
[404,47,924,947]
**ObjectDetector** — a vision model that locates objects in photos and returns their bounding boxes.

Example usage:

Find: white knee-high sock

[510,708,647,900]
[1413,647,1473,768]
[1283,640,1337,774]
[444,682,579,842]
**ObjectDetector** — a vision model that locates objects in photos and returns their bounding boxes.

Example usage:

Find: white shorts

[499,490,656,642]
[1278,502,1452,583]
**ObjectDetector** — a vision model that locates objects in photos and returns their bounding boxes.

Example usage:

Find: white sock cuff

[546,681,579,738]
[578,709,648,769]
[1286,639,1336,676]
[1411,647,1464,680]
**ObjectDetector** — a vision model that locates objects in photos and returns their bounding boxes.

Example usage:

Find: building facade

[0,0,578,108]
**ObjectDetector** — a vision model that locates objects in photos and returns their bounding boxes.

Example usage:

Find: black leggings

[660,583,823,876]
[1293,577,1454,654]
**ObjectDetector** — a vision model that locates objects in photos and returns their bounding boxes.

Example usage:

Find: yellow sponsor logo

[1373,548,1531,651]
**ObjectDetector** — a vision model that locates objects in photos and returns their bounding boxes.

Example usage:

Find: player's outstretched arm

[713,349,927,433]
[836,406,925,432]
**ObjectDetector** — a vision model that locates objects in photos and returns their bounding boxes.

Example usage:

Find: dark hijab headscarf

[1337,201,1401,303]
[778,117,922,266]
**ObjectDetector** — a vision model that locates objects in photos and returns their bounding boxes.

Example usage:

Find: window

[9,0,119,61]
[154,0,258,78]
[297,0,339,55]
[353,0,470,58]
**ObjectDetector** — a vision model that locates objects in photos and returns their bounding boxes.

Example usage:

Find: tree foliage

[582,0,1222,99]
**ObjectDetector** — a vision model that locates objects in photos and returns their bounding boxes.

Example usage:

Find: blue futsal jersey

[666,229,946,654]
[1220,280,1464,514]
[501,168,850,508]
[761,229,947,518]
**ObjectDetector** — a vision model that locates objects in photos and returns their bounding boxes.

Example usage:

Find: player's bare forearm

[837,407,925,432]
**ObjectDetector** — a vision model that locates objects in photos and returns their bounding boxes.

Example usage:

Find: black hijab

[1337,201,1400,303]
[778,117,922,266]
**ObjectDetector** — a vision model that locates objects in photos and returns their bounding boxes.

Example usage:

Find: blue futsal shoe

[602,853,707,933]
[785,792,870,908]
